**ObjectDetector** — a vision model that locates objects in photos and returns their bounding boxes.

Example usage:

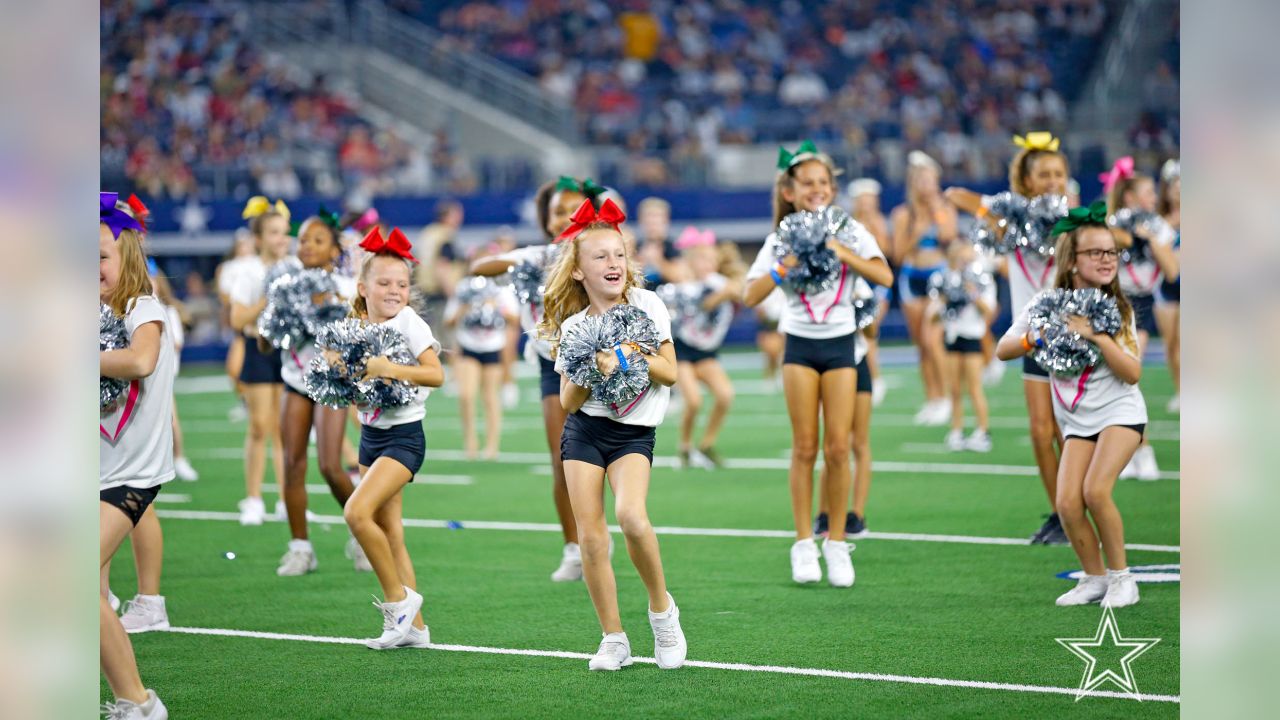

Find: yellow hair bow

[241,196,291,221]
[1012,132,1060,152]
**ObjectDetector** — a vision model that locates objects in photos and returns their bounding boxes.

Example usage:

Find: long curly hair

[772,155,839,228]
[536,226,644,357]
[1009,148,1070,198]
[104,227,155,317]
[1052,227,1138,356]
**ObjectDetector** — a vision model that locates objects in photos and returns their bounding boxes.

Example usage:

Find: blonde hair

[772,155,839,227]
[351,252,414,318]
[1106,172,1153,214]
[537,226,644,355]
[1009,147,1070,197]
[717,241,747,284]
[1052,228,1138,356]
[905,153,941,208]
[105,227,155,317]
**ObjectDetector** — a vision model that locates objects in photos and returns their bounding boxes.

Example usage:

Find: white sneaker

[502,382,519,409]
[1165,394,1179,414]
[101,689,167,719]
[965,429,993,453]
[822,539,855,587]
[173,456,199,482]
[913,403,934,425]
[366,587,424,649]
[945,429,966,452]
[790,538,822,584]
[274,499,318,522]
[551,542,583,582]
[687,448,716,471]
[346,536,373,572]
[1102,570,1140,608]
[927,398,953,426]
[276,541,318,576]
[982,358,1006,387]
[871,378,887,407]
[397,623,431,649]
[1055,575,1108,606]
[1118,456,1139,480]
[648,593,687,669]
[228,403,248,423]
[588,632,632,671]
[238,496,265,526]
[107,589,121,613]
[1135,445,1160,481]
[119,594,170,633]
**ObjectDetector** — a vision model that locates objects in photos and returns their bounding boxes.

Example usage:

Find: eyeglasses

[1074,249,1119,261]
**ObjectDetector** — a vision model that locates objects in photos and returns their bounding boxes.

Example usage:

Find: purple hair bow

[100,192,143,240]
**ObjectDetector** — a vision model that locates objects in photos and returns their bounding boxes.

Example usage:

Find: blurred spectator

[181,271,222,346]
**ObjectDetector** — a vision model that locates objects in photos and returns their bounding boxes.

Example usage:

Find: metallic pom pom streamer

[557,303,661,407]
[456,276,505,330]
[1107,208,1173,264]
[969,193,1067,258]
[354,323,419,410]
[775,208,843,294]
[100,304,130,412]
[508,260,545,306]
[657,283,725,335]
[264,257,303,292]
[304,319,419,409]
[852,294,876,331]
[1027,288,1124,375]
[259,268,345,350]
[928,265,995,321]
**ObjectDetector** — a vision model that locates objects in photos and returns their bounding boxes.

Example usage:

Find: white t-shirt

[852,278,874,364]
[1008,247,1055,323]
[672,273,734,352]
[495,244,560,361]
[445,278,520,354]
[100,295,176,490]
[760,286,786,324]
[942,279,998,343]
[1005,292,1148,437]
[228,256,268,308]
[356,306,442,429]
[281,274,357,394]
[217,255,257,299]
[555,287,673,427]
[1118,220,1174,297]
[746,221,886,339]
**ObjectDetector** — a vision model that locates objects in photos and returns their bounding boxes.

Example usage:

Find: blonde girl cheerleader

[744,141,893,586]
[848,178,892,405]
[469,176,604,581]
[669,227,739,469]
[945,132,1071,544]
[99,193,172,719]
[997,202,1147,608]
[215,231,256,422]
[275,211,368,576]
[343,227,444,649]
[1101,157,1178,480]
[229,197,292,525]
[444,273,519,459]
[891,151,957,426]
[1155,159,1180,413]
[538,198,686,671]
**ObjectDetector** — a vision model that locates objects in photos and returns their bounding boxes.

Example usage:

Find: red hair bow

[126,194,150,230]
[554,198,626,243]
[1098,156,1135,194]
[360,226,417,263]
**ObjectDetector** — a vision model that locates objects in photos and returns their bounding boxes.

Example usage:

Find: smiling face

[781,159,835,212]
[1026,154,1069,197]
[100,224,120,299]
[571,228,629,305]
[685,243,718,278]
[296,219,339,270]
[258,214,291,261]
[1125,177,1158,213]
[358,255,412,322]
[1071,226,1119,288]
[547,189,586,238]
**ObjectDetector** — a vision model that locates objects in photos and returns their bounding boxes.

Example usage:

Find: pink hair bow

[674,226,716,250]
[1099,156,1135,194]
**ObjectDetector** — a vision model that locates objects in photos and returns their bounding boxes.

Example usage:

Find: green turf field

[103,351,1180,718]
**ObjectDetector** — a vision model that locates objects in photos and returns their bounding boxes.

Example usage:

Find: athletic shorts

[898,264,945,303]
[1023,354,1050,381]
[560,411,655,468]
[239,332,283,384]
[1065,423,1146,443]
[1158,277,1180,304]
[461,347,501,365]
[674,337,718,364]
[1130,293,1158,335]
[945,337,983,354]
[539,355,560,399]
[783,333,856,374]
[855,356,871,394]
[359,422,426,476]
[100,484,161,526]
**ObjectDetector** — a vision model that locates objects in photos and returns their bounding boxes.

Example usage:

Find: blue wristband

[769,268,784,285]
[614,346,629,371]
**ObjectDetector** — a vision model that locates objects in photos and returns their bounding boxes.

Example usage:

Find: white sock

[288,539,313,553]
[1107,567,1130,578]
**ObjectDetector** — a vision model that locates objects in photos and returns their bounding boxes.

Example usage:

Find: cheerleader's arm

[829,242,894,287]
[470,256,516,276]
[1151,240,1179,281]
[640,340,678,387]
[365,348,445,388]
[560,374,591,413]
[100,322,162,380]
[942,187,985,217]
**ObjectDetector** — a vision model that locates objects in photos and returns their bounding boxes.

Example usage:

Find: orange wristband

[1020,332,1035,352]
[975,206,989,220]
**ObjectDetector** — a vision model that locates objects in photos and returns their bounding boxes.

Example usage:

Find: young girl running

[100,195,172,719]
[946,132,1070,545]
[470,176,602,582]
[997,202,1147,608]
[537,198,686,671]
[276,213,365,576]
[669,227,739,469]
[444,273,519,459]
[744,142,893,586]
[892,151,957,426]
[1155,160,1180,413]
[933,241,996,453]
[229,198,291,526]
[344,227,445,649]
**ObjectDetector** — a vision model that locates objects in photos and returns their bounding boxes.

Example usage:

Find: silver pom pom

[557,303,661,408]
[507,260,545,306]
[657,283,728,336]
[928,265,994,321]
[1107,209,1173,264]
[100,304,130,412]
[304,319,419,409]
[259,268,348,350]
[457,277,505,330]
[969,193,1067,258]
[775,206,858,294]
[852,294,877,331]
[1027,288,1124,375]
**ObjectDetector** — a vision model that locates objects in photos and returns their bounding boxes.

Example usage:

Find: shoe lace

[599,639,628,657]
[372,596,396,631]
[653,623,680,648]
[100,701,133,720]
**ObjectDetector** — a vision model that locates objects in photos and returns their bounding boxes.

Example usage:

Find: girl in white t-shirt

[538,199,686,672]
[929,241,997,453]
[444,275,519,459]
[743,143,893,587]
[99,195,171,719]
[343,228,445,650]
[997,204,1147,609]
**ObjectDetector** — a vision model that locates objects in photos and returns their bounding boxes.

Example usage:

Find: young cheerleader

[469,176,602,582]
[931,241,996,453]
[228,197,291,525]
[276,213,366,576]
[668,227,739,469]
[848,178,892,405]
[754,287,787,388]
[946,132,1070,544]
[892,151,957,426]
[996,202,1147,608]
[1155,159,1180,413]
[344,227,445,649]
[539,198,686,671]
[100,195,172,718]
[744,142,893,586]
[444,273,519,459]
[215,231,257,423]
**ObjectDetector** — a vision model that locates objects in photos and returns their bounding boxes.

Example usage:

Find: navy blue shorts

[461,347,501,365]
[539,355,560,399]
[239,333,283,384]
[1022,354,1049,381]
[1131,293,1158,335]
[100,484,160,526]
[359,422,426,476]
[855,356,871,394]
[783,333,856,374]
[946,337,983,354]
[560,411,655,469]
[674,337,718,364]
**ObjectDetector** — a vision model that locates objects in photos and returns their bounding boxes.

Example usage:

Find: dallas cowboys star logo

[1056,605,1161,701]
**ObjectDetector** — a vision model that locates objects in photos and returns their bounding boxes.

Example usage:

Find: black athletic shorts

[461,347,502,365]
[945,337,983,354]
[239,332,283,384]
[855,356,871,393]
[101,484,161,526]
[539,355,560,399]
[1065,423,1146,443]
[783,333,856,374]
[1130,293,1158,335]
[359,422,426,476]
[674,337,718,364]
[560,411,655,468]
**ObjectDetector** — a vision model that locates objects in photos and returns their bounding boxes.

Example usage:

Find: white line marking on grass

[155,493,191,503]
[157,625,1178,703]
[153,510,1179,553]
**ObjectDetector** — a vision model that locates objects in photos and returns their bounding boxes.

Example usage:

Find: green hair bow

[554,176,606,200]
[290,204,345,236]
[1050,200,1109,237]
[777,140,819,170]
